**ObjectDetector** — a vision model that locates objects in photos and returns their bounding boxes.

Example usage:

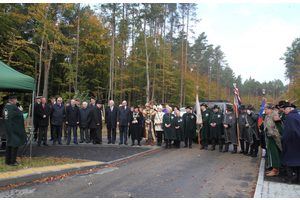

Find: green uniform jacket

[182,112,197,139]
[3,103,27,147]
[175,116,185,141]
[200,109,210,140]
[209,111,224,139]
[162,113,176,140]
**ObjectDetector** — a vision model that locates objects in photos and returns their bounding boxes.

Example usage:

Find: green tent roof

[0,60,35,92]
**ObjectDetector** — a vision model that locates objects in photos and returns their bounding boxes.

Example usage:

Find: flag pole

[233,83,241,152]
[259,89,266,160]
[196,86,201,149]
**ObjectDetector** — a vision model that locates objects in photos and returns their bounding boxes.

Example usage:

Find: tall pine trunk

[183,8,189,107]
[75,3,80,93]
[180,11,184,108]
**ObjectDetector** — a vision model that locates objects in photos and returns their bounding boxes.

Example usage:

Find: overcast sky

[193,3,300,85]
[78,1,300,85]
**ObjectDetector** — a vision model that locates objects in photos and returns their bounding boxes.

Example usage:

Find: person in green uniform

[3,94,27,166]
[174,110,184,148]
[238,105,247,154]
[183,106,199,149]
[162,107,176,149]
[209,105,224,152]
[200,103,210,150]
[223,105,238,153]
[264,102,283,177]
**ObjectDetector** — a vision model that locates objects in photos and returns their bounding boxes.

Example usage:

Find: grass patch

[0,157,87,173]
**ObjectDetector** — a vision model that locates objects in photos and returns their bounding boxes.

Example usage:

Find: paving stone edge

[253,157,265,198]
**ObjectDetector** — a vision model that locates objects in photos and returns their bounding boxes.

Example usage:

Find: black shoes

[79,141,84,143]
[37,143,41,147]
[200,145,204,150]
[138,142,141,146]
[74,141,78,145]
[53,142,56,146]
[183,145,188,148]
[189,146,192,149]
[67,141,70,145]
[119,142,123,145]
[204,146,208,150]
[131,142,134,146]
[112,141,115,144]
[107,141,112,144]
[43,143,49,146]
[124,141,128,145]
[211,147,215,151]
[58,142,62,145]
[49,139,53,141]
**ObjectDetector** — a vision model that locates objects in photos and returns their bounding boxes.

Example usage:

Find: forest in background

[0,3,292,111]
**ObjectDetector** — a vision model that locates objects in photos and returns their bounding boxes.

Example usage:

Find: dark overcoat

[209,111,224,139]
[183,112,197,139]
[224,112,238,145]
[105,106,118,129]
[281,110,300,166]
[247,111,260,140]
[50,103,65,126]
[36,103,51,127]
[117,106,131,126]
[79,107,91,128]
[3,103,27,147]
[129,111,143,141]
[162,113,176,140]
[33,102,40,127]
[238,112,247,140]
[90,106,102,130]
[201,109,211,140]
[65,105,80,127]
[175,116,184,141]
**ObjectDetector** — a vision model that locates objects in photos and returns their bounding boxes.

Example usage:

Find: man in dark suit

[90,100,103,144]
[65,99,79,145]
[105,100,118,144]
[50,97,65,145]
[117,100,131,145]
[33,96,42,142]
[36,97,51,146]
[79,102,91,143]
[49,97,56,142]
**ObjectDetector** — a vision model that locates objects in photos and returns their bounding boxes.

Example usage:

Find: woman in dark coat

[162,107,176,148]
[174,110,184,148]
[129,106,143,146]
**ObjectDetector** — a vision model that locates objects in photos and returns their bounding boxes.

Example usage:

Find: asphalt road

[0,144,260,198]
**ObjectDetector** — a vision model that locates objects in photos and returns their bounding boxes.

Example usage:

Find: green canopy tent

[0,60,36,157]
[0,60,35,92]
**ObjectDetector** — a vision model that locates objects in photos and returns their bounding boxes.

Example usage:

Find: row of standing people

[33,96,104,146]
[199,103,261,155]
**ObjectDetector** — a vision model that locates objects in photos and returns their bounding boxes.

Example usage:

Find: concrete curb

[106,146,162,164]
[0,162,106,188]
[254,157,265,198]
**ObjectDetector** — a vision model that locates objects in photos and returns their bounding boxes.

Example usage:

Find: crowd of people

[1,94,300,184]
